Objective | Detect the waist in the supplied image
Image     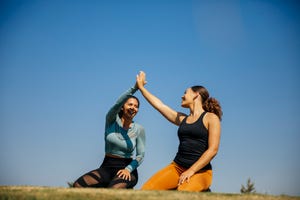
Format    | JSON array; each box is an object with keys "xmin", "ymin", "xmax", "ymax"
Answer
[
  {"xmin": 105, "ymin": 154, "xmax": 132, "ymax": 161},
  {"xmin": 103, "ymin": 154, "xmax": 133, "ymax": 164},
  {"xmin": 105, "ymin": 153, "xmax": 124, "ymax": 158},
  {"xmin": 100, "ymin": 155, "xmax": 133, "ymax": 168},
  {"xmin": 174, "ymin": 153, "xmax": 212, "ymax": 170}
]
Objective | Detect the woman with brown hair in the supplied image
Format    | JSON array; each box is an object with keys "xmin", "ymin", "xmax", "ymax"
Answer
[
  {"xmin": 73, "ymin": 84, "xmax": 145, "ymax": 189},
  {"xmin": 136, "ymin": 71, "xmax": 222, "ymax": 192}
]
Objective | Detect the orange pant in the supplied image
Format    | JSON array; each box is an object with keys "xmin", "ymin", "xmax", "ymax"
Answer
[{"xmin": 141, "ymin": 162, "xmax": 212, "ymax": 192}]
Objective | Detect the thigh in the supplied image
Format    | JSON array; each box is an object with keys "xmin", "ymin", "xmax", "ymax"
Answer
[
  {"xmin": 178, "ymin": 170, "xmax": 212, "ymax": 192},
  {"xmin": 96, "ymin": 167, "xmax": 115, "ymax": 184},
  {"xmin": 73, "ymin": 167, "xmax": 110, "ymax": 188},
  {"xmin": 141, "ymin": 163, "xmax": 180, "ymax": 190},
  {"xmin": 108, "ymin": 169, "xmax": 138, "ymax": 189}
]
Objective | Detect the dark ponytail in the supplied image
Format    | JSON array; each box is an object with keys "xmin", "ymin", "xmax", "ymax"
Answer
[{"xmin": 191, "ymin": 86, "xmax": 223, "ymax": 120}]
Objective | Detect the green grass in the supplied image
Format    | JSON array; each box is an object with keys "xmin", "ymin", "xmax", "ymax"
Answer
[{"xmin": 0, "ymin": 186, "xmax": 299, "ymax": 200}]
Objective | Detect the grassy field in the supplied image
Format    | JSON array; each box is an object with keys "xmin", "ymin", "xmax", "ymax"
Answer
[{"xmin": 0, "ymin": 186, "xmax": 299, "ymax": 200}]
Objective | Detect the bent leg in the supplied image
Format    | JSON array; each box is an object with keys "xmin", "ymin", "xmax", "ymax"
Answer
[
  {"xmin": 73, "ymin": 169, "xmax": 109, "ymax": 188},
  {"xmin": 141, "ymin": 163, "xmax": 181, "ymax": 190},
  {"xmin": 177, "ymin": 170, "xmax": 212, "ymax": 192},
  {"xmin": 108, "ymin": 170, "xmax": 138, "ymax": 189}
]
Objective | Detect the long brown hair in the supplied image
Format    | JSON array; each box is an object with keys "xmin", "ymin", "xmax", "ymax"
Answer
[{"xmin": 191, "ymin": 86, "xmax": 223, "ymax": 120}]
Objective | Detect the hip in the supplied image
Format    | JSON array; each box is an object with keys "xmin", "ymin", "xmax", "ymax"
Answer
[{"xmin": 100, "ymin": 154, "xmax": 133, "ymax": 169}]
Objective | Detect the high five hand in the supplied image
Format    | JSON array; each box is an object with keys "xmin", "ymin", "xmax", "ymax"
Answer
[{"xmin": 136, "ymin": 71, "xmax": 147, "ymax": 89}]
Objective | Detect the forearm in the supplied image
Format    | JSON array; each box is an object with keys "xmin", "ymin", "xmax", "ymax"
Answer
[
  {"xmin": 189, "ymin": 149, "xmax": 218, "ymax": 172},
  {"xmin": 190, "ymin": 114, "xmax": 221, "ymax": 172},
  {"xmin": 136, "ymin": 70, "xmax": 164, "ymax": 111},
  {"xmin": 106, "ymin": 85, "xmax": 138, "ymax": 125},
  {"xmin": 125, "ymin": 150, "xmax": 145, "ymax": 173},
  {"xmin": 136, "ymin": 71, "xmax": 181, "ymax": 124},
  {"xmin": 139, "ymin": 86, "xmax": 164, "ymax": 111},
  {"xmin": 125, "ymin": 128, "xmax": 146, "ymax": 172}
]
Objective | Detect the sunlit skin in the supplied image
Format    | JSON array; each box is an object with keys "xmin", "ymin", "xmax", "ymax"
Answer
[
  {"xmin": 181, "ymin": 88, "xmax": 199, "ymax": 108},
  {"xmin": 136, "ymin": 71, "xmax": 221, "ymax": 186}
]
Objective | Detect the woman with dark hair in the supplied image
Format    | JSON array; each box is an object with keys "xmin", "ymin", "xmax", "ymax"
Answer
[
  {"xmin": 136, "ymin": 71, "xmax": 222, "ymax": 192},
  {"xmin": 73, "ymin": 85, "xmax": 145, "ymax": 189}
]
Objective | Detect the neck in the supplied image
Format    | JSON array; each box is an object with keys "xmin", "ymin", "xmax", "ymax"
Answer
[
  {"xmin": 189, "ymin": 102, "xmax": 204, "ymax": 117},
  {"xmin": 121, "ymin": 117, "xmax": 132, "ymax": 130}
]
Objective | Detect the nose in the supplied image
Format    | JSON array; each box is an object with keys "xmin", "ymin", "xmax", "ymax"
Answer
[{"xmin": 130, "ymin": 106, "xmax": 137, "ymax": 111}]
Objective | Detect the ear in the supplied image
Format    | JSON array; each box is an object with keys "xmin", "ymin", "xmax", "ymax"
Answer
[{"xmin": 193, "ymin": 93, "xmax": 200, "ymax": 100}]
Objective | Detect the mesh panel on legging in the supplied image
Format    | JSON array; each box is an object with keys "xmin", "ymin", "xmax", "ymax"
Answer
[
  {"xmin": 73, "ymin": 170, "xmax": 104, "ymax": 188},
  {"xmin": 108, "ymin": 173, "xmax": 137, "ymax": 189}
]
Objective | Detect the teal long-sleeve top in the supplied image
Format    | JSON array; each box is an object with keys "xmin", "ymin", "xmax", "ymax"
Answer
[{"xmin": 105, "ymin": 86, "xmax": 145, "ymax": 172}]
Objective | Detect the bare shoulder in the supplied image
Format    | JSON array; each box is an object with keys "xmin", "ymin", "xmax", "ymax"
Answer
[
  {"xmin": 206, "ymin": 112, "xmax": 219, "ymax": 121},
  {"xmin": 203, "ymin": 112, "xmax": 220, "ymax": 129},
  {"xmin": 173, "ymin": 112, "xmax": 187, "ymax": 125}
]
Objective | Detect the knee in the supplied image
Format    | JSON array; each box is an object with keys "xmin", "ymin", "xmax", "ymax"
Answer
[
  {"xmin": 73, "ymin": 181, "xmax": 82, "ymax": 188},
  {"xmin": 177, "ymin": 181, "xmax": 205, "ymax": 192},
  {"xmin": 110, "ymin": 183, "xmax": 128, "ymax": 189},
  {"xmin": 141, "ymin": 181, "xmax": 157, "ymax": 190},
  {"xmin": 141, "ymin": 184, "xmax": 151, "ymax": 190},
  {"xmin": 177, "ymin": 183, "xmax": 210, "ymax": 192}
]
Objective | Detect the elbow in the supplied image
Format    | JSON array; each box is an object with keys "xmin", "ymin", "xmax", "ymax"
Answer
[{"xmin": 209, "ymin": 147, "xmax": 219, "ymax": 159}]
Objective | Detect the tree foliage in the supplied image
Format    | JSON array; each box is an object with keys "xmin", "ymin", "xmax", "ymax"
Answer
[{"xmin": 240, "ymin": 178, "xmax": 256, "ymax": 194}]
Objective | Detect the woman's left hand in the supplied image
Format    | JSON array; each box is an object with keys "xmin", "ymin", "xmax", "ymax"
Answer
[
  {"xmin": 117, "ymin": 169, "xmax": 131, "ymax": 181},
  {"xmin": 178, "ymin": 169, "xmax": 195, "ymax": 185}
]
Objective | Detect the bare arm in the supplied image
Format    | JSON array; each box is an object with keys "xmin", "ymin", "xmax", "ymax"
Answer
[
  {"xmin": 178, "ymin": 113, "xmax": 221, "ymax": 185},
  {"xmin": 136, "ymin": 71, "xmax": 186, "ymax": 126},
  {"xmin": 105, "ymin": 85, "xmax": 138, "ymax": 128},
  {"xmin": 190, "ymin": 113, "xmax": 221, "ymax": 171}
]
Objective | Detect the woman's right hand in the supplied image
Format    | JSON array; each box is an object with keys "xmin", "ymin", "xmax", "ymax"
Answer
[
  {"xmin": 136, "ymin": 71, "xmax": 147, "ymax": 89},
  {"xmin": 135, "ymin": 70, "xmax": 182, "ymax": 125}
]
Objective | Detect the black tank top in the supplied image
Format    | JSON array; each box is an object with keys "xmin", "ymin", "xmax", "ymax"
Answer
[{"xmin": 173, "ymin": 112, "xmax": 212, "ymax": 170}]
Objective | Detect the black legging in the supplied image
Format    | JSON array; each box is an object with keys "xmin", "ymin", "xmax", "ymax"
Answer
[{"xmin": 73, "ymin": 156, "xmax": 138, "ymax": 188}]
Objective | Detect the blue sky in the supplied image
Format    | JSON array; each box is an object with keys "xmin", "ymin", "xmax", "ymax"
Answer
[{"xmin": 1, "ymin": 0, "xmax": 299, "ymax": 196}]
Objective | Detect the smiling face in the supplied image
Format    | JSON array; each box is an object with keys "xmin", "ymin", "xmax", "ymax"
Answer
[
  {"xmin": 181, "ymin": 88, "xmax": 199, "ymax": 108},
  {"xmin": 121, "ymin": 97, "xmax": 139, "ymax": 120}
]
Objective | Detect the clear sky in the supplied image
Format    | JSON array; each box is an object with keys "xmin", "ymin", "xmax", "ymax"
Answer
[{"xmin": 1, "ymin": 0, "xmax": 299, "ymax": 196}]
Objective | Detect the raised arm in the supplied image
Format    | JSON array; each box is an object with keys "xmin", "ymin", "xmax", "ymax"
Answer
[
  {"xmin": 105, "ymin": 85, "xmax": 138, "ymax": 128},
  {"xmin": 136, "ymin": 71, "xmax": 185, "ymax": 126}
]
